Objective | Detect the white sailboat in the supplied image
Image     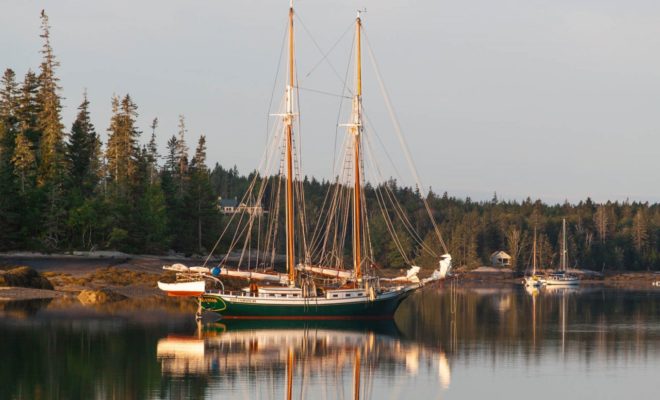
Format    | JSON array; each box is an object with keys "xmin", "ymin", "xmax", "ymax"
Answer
[
  {"xmin": 523, "ymin": 228, "xmax": 542, "ymax": 288},
  {"xmin": 541, "ymin": 218, "xmax": 579, "ymax": 286}
]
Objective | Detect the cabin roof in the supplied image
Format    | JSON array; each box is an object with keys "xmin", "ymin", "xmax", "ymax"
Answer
[{"xmin": 218, "ymin": 198, "xmax": 238, "ymax": 207}]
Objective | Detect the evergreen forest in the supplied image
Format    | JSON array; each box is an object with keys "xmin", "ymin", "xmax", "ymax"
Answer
[{"xmin": 1, "ymin": 12, "xmax": 658, "ymax": 272}]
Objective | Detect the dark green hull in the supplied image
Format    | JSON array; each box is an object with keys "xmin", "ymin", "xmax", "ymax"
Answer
[{"xmin": 201, "ymin": 289, "xmax": 415, "ymax": 319}]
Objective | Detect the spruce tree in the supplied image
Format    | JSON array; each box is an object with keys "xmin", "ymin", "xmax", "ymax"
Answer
[
  {"xmin": 17, "ymin": 70, "xmax": 41, "ymax": 147},
  {"xmin": 175, "ymin": 114, "xmax": 189, "ymax": 195},
  {"xmin": 146, "ymin": 117, "xmax": 159, "ymax": 184},
  {"xmin": 134, "ymin": 146, "xmax": 169, "ymax": 252},
  {"xmin": 11, "ymin": 132, "xmax": 35, "ymax": 193},
  {"xmin": 165, "ymin": 134, "xmax": 178, "ymax": 172},
  {"xmin": 0, "ymin": 69, "xmax": 20, "ymax": 164},
  {"xmin": 0, "ymin": 69, "xmax": 20, "ymax": 127},
  {"xmin": 1, "ymin": 69, "xmax": 40, "ymax": 248},
  {"xmin": 0, "ymin": 122, "xmax": 22, "ymax": 249},
  {"xmin": 36, "ymin": 10, "xmax": 66, "ymax": 186},
  {"xmin": 105, "ymin": 94, "xmax": 140, "ymax": 193},
  {"xmin": 67, "ymin": 92, "xmax": 100, "ymax": 196},
  {"xmin": 188, "ymin": 135, "xmax": 218, "ymax": 252}
]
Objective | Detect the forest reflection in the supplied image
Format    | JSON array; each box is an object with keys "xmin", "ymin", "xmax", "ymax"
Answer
[
  {"xmin": 158, "ymin": 285, "xmax": 660, "ymax": 399},
  {"xmin": 1, "ymin": 286, "xmax": 659, "ymax": 399}
]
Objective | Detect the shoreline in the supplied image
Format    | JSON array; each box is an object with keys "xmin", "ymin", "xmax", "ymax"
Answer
[{"xmin": 1, "ymin": 253, "xmax": 659, "ymax": 303}]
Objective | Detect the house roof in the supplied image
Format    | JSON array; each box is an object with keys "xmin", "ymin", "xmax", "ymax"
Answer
[
  {"xmin": 219, "ymin": 198, "xmax": 238, "ymax": 208},
  {"xmin": 490, "ymin": 251, "xmax": 511, "ymax": 259}
]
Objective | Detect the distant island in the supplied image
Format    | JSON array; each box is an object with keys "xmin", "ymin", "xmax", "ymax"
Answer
[{"xmin": 0, "ymin": 11, "xmax": 657, "ymax": 272}]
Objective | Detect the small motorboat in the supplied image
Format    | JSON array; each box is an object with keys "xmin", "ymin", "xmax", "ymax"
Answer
[{"xmin": 157, "ymin": 280, "xmax": 206, "ymax": 297}]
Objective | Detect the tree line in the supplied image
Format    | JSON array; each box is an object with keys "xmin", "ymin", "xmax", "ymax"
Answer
[{"xmin": 1, "ymin": 11, "xmax": 658, "ymax": 272}]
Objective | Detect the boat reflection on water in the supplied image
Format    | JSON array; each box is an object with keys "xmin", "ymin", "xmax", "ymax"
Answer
[{"xmin": 156, "ymin": 320, "xmax": 452, "ymax": 398}]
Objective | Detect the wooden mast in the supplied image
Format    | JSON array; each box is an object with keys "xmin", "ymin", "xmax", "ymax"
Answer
[
  {"xmin": 532, "ymin": 227, "xmax": 537, "ymax": 276},
  {"xmin": 286, "ymin": 347, "xmax": 294, "ymax": 400},
  {"xmin": 559, "ymin": 218, "xmax": 566, "ymax": 271},
  {"xmin": 284, "ymin": 0, "xmax": 296, "ymax": 284},
  {"xmin": 353, "ymin": 348, "xmax": 361, "ymax": 400},
  {"xmin": 352, "ymin": 12, "xmax": 364, "ymax": 282}
]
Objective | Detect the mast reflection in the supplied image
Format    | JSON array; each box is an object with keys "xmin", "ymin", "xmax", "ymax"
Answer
[{"xmin": 156, "ymin": 320, "xmax": 451, "ymax": 399}]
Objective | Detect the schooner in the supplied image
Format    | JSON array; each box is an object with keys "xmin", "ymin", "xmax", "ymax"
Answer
[{"xmin": 158, "ymin": 1, "xmax": 452, "ymax": 319}]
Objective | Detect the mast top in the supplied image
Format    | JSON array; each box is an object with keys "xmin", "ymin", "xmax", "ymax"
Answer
[{"xmin": 357, "ymin": 8, "xmax": 366, "ymax": 19}]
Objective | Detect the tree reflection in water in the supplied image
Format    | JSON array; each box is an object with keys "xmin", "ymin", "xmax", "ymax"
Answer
[{"xmin": 1, "ymin": 286, "xmax": 660, "ymax": 399}]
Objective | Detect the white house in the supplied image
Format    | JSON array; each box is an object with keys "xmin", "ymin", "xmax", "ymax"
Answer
[
  {"xmin": 218, "ymin": 197, "xmax": 239, "ymax": 214},
  {"xmin": 490, "ymin": 251, "xmax": 512, "ymax": 267},
  {"xmin": 217, "ymin": 197, "xmax": 267, "ymax": 216}
]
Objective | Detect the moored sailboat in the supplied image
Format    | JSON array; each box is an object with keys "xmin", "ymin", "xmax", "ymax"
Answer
[
  {"xmin": 541, "ymin": 218, "xmax": 579, "ymax": 286},
  {"xmin": 523, "ymin": 228, "xmax": 542, "ymax": 288},
  {"xmin": 158, "ymin": 2, "xmax": 452, "ymax": 319}
]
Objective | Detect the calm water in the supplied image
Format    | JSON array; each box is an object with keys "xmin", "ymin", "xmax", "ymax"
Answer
[{"xmin": 1, "ymin": 285, "xmax": 659, "ymax": 399}]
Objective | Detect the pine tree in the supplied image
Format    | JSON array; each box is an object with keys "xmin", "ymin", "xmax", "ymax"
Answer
[
  {"xmin": 1, "ymin": 69, "xmax": 20, "ymax": 165},
  {"xmin": 505, "ymin": 225, "xmax": 526, "ymax": 272},
  {"xmin": 632, "ymin": 209, "xmax": 648, "ymax": 266},
  {"xmin": 105, "ymin": 94, "xmax": 140, "ymax": 192},
  {"xmin": 146, "ymin": 117, "xmax": 159, "ymax": 184},
  {"xmin": 190, "ymin": 134, "xmax": 207, "ymax": 169},
  {"xmin": 67, "ymin": 92, "xmax": 101, "ymax": 195},
  {"xmin": 129, "ymin": 146, "xmax": 169, "ymax": 252},
  {"xmin": 17, "ymin": 70, "xmax": 41, "ymax": 145},
  {"xmin": 0, "ymin": 69, "xmax": 35, "ymax": 249},
  {"xmin": 36, "ymin": 10, "xmax": 66, "ymax": 186},
  {"xmin": 594, "ymin": 205, "xmax": 609, "ymax": 243},
  {"xmin": 11, "ymin": 132, "xmax": 35, "ymax": 193},
  {"xmin": 165, "ymin": 134, "xmax": 178, "ymax": 172},
  {"xmin": 188, "ymin": 135, "xmax": 218, "ymax": 252},
  {"xmin": 175, "ymin": 115, "xmax": 189, "ymax": 195},
  {"xmin": 0, "ymin": 69, "xmax": 20, "ymax": 126}
]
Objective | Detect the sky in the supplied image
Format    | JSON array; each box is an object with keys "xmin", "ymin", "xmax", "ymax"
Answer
[{"xmin": 2, "ymin": 0, "xmax": 659, "ymax": 203}]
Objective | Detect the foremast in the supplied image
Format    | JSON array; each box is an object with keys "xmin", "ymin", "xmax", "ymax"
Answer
[
  {"xmin": 284, "ymin": 1, "xmax": 296, "ymax": 285},
  {"xmin": 350, "ymin": 13, "xmax": 364, "ymax": 284}
]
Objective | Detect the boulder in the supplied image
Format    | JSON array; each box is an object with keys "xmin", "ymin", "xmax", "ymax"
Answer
[
  {"xmin": 77, "ymin": 288, "xmax": 127, "ymax": 305},
  {"xmin": 0, "ymin": 266, "xmax": 54, "ymax": 290}
]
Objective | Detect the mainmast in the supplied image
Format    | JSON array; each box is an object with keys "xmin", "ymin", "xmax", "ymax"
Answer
[
  {"xmin": 351, "ymin": 12, "xmax": 364, "ymax": 282},
  {"xmin": 561, "ymin": 218, "xmax": 567, "ymax": 271},
  {"xmin": 284, "ymin": 0, "xmax": 296, "ymax": 284},
  {"xmin": 532, "ymin": 227, "xmax": 537, "ymax": 276}
]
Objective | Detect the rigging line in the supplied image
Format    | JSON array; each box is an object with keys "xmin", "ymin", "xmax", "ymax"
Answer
[
  {"xmin": 309, "ymin": 133, "xmax": 350, "ymax": 257},
  {"xmin": 295, "ymin": 86, "xmax": 351, "ymax": 98},
  {"xmin": 373, "ymin": 183, "xmax": 411, "ymax": 265},
  {"xmin": 363, "ymin": 139, "xmax": 413, "ymax": 263},
  {"xmin": 266, "ymin": 21, "xmax": 289, "ymax": 142},
  {"xmin": 303, "ymin": 19, "xmax": 354, "ymax": 80},
  {"xmin": 363, "ymin": 30, "xmax": 448, "ymax": 254},
  {"xmin": 363, "ymin": 132, "xmax": 436, "ymax": 256},
  {"xmin": 207, "ymin": 115, "xmax": 283, "ymax": 268},
  {"xmin": 332, "ymin": 33, "xmax": 355, "ymax": 177},
  {"xmin": 295, "ymin": 13, "xmax": 355, "ymax": 92},
  {"xmin": 361, "ymin": 108, "xmax": 404, "ymax": 182},
  {"xmin": 363, "ymin": 139, "xmax": 422, "ymax": 264},
  {"xmin": 316, "ymin": 178, "xmax": 344, "ymax": 264},
  {"xmin": 203, "ymin": 168, "xmax": 258, "ymax": 268},
  {"xmin": 294, "ymin": 70, "xmax": 311, "ymax": 264},
  {"xmin": 373, "ymin": 160, "xmax": 437, "ymax": 256}
]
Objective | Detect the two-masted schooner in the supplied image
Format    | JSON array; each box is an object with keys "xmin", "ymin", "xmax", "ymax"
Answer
[{"xmin": 158, "ymin": 1, "xmax": 452, "ymax": 319}]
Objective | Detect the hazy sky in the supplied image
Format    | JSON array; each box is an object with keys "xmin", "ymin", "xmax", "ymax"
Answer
[{"xmin": 2, "ymin": 0, "xmax": 659, "ymax": 203}]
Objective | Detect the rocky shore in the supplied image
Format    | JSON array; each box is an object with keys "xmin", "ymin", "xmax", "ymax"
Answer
[{"xmin": 1, "ymin": 253, "xmax": 659, "ymax": 304}]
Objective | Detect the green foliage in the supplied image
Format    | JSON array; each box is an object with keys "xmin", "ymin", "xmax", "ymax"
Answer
[
  {"xmin": 107, "ymin": 227, "xmax": 129, "ymax": 250},
  {"xmin": 0, "ymin": 9, "xmax": 657, "ymax": 273}
]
